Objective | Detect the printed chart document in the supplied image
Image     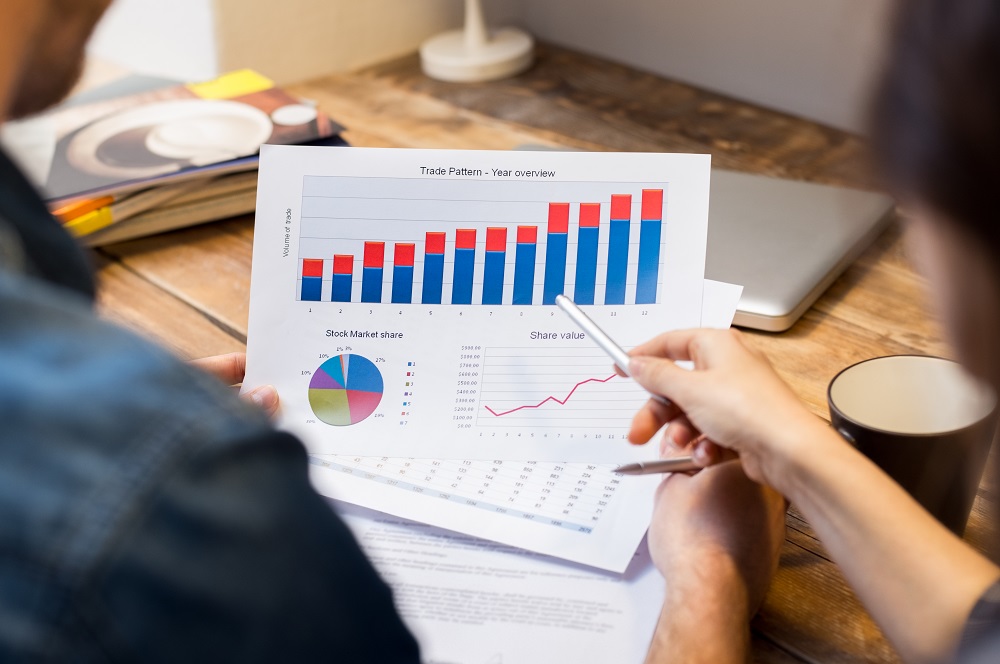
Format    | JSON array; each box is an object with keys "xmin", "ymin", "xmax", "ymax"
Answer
[
  {"xmin": 309, "ymin": 281, "xmax": 743, "ymax": 572},
  {"xmin": 244, "ymin": 146, "xmax": 712, "ymax": 461},
  {"xmin": 336, "ymin": 501, "xmax": 665, "ymax": 664}
]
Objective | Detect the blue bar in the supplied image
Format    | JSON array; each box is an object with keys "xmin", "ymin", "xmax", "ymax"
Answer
[
  {"xmin": 636, "ymin": 219, "xmax": 662, "ymax": 304},
  {"xmin": 301, "ymin": 276, "xmax": 322, "ymax": 302},
  {"xmin": 332, "ymin": 274, "xmax": 353, "ymax": 302},
  {"xmin": 361, "ymin": 267, "xmax": 383, "ymax": 303},
  {"xmin": 605, "ymin": 219, "xmax": 630, "ymax": 305},
  {"xmin": 513, "ymin": 243, "xmax": 536, "ymax": 305},
  {"xmin": 392, "ymin": 265, "xmax": 414, "ymax": 304},
  {"xmin": 543, "ymin": 234, "xmax": 568, "ymax": 305},
  {"xmin": 483, "ymin": 251, "xmax": 505, "ymax": 304},
  {"xmin": 422, "ymin": 254, "xmax": 444, "ymax": 304},
  {"xmin": 574, "ymin": 226, "xmax": 599, "ymax": 305},
  {"xmin": 452, "ymin": 248, "xmax": 476, "ymax": 304}
]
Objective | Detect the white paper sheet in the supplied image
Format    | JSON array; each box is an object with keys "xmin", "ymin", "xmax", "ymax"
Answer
[
  {"xmin": 309, "ymin": 281, "xmax": 743, "ymax": 572},
  {"xmin": 244, "ymin": 146, "xmax": 711, "ymax": 461},
  {"xmin": 336, "ymin": 501, "xmax": 666, "ymax": 664}
]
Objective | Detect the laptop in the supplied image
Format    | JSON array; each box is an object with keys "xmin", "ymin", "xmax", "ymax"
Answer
[{"xmin": 707, "ymin": 169, "xmax": 895, "ymax": 332}]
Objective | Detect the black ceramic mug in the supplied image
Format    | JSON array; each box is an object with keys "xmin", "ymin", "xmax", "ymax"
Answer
[{"xmin": 828, "ymin": 355, "xmax": 998, "ymax": 535}]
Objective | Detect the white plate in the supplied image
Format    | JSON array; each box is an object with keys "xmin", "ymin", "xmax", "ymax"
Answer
[{"xmin": 66, "ymin": 99, "xmax": 274, "ymax": 179}]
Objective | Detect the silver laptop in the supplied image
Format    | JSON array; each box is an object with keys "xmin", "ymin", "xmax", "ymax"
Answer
[{"xmin": 707, "ymin": 169, "xmax": 895, "ymax": 332}]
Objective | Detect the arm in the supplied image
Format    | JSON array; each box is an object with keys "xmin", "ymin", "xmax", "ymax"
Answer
[
  {"xmin": 646, "ymin": 555, "xmax": 754, "ymax": 664},
  {"xmin": 87, "ymin": 430, "xmax": 420, "ymax": 663},
  {"xmin": 644, "ymin": 442, "xmax": 786, "ymax": 663},
  {"xmin": 629, "ymin": 328, "xmax": 999, "ymax": 663},
  {"xmin": 784, "ymin": 425, "xmax": 999, "ymax": 663}
]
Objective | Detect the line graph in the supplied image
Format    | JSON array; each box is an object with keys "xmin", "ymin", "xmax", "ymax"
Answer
[
  {"xmin": 484, "ymin": 374, "xmax": 617, "ymax": 417},
  {"xmin": 477, "ymin": 346, "xmax": 650, "ymax": 429}
]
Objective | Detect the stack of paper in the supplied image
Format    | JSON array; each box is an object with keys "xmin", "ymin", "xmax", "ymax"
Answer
[
  {"xmin": 2, "ymin": 70, "xmax": 345, "ymax": 246},
  {"xmin": 243, "ymin": 147, "xmax": 733, "ymax": 662}
]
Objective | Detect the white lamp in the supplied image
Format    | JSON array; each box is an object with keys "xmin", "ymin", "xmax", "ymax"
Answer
[{"xmin": 420, "ymin": 0, "xmax": 534, "ymax": 82}]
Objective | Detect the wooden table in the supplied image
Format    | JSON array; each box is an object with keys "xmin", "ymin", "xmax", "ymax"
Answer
[{"xmin": 91, "ymin": 44, "xmax": 997, "ymax": 663}]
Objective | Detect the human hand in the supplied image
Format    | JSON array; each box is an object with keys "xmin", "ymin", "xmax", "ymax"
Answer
[
  {"xmin": 625, "ymin": 328, "xmax": 831, "ymax": 491},
  {"xmin": 189, "ymin": 352, "xmax": 279, "ymax": 418},
  {"xmin": 644, "ymin": 449, "xmax": 786, "ymax": 664},
  {"xmin": 649, "ymin": 457, "xmax": 787, "ymax": 613}
]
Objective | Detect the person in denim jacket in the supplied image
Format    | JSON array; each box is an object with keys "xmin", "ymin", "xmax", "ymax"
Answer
[{"xmin": 0, "ymin": 1, "xmax": 419, "ymax": 661}]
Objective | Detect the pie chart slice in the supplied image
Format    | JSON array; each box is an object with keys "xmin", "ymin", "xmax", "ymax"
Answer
[{"xmin": 308, "ymin": 354, "xmax": 384, "ymax": 426}]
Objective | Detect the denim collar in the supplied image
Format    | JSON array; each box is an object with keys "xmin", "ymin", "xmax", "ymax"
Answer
[{"xmin": 0, "ymin": 147, "xmax": 95, "ymax": 302}]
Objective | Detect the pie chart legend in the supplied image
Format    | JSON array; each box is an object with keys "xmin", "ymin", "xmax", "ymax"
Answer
[{"xmin": 308, "ymin": 354, "xmax": 384, "ymax": 426}]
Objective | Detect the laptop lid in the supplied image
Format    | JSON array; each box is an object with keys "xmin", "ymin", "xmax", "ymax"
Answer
[{"xmin": 706, "ymin": 169, "xmax": 895, "ymax": 332}]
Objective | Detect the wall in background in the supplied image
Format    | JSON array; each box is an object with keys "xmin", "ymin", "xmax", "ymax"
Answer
[
  {"xmin": 87, "ymin": 0, "xmax": 891, "ymax": 132},
  {"xmin": 87, "ymin": 0, "xmax": 219, "ymax": 81},
  {"xmin": 212, "ymin": 0, "xmax": 520, "ymax": 84},
  {"xmin": 516, "ymin": 0, "xmax": 894, "ymax": 133},
  {"xmin": 87, "ymin": 0, "xmax": 520, "ymax": 85}
]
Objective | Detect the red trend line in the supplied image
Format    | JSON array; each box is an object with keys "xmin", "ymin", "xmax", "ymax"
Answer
[{"xmin": 484, "ymin": 374, "xmax": 617, "ymax": 417}]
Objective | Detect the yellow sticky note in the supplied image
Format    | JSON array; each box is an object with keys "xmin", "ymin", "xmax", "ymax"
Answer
[
  {"xmin": 65, "ymin": 207, "xmax": 114, "ymax": 237},
  {"xmin": 186, "ymin": 70, "xmax": 274, "ymax": 100}
]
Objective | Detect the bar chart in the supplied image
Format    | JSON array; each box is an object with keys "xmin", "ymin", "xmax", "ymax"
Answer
[{"xmin": 296, "ymin": 176, "xmax": 667, "ymax": 307}]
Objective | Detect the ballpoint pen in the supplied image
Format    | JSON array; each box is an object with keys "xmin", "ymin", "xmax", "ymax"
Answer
[{"xmin": 554, "ymin": 294, "xmax": 706, "ymax": 476}]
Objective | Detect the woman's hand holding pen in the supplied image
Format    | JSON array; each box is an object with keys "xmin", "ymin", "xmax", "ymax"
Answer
[{"xmin": 622, "ymin": 328, "xmax": 834, "ymax": 494}]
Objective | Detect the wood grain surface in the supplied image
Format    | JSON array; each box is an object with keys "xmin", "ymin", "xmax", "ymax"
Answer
[{"xmin": 91, "ymin": 44, "xmax": 998, "ymax": 663}]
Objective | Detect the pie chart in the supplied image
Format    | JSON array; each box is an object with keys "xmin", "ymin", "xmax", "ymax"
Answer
[{"xmin": 308, "ymin": 354, "xmax": 384, "ymax": 426}]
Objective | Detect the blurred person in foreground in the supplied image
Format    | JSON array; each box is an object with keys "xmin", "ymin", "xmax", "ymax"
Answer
[
  {"xmin": 0, "ymin": 1, "xmax": 420, "ymax": 660},
  {"xmin": 639, "ymin": 0, "xmax": 1000, "ymax": 662}
]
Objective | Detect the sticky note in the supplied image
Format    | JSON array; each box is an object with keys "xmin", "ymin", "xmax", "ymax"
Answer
[{"xmin": 186, "ymin": 70, "xmax": 274, "ymax": 100}]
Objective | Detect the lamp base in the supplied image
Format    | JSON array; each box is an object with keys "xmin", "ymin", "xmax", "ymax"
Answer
[{"xmin": 420, "ymin": 28, "xmax": 534, "ymax": 83}]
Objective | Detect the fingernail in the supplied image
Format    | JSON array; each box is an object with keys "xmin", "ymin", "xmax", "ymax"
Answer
[
  {"xmin": 250, "ymin": 386, "xmax": 279, "ymax": 412},
  {"xmin": 629, "ymin": 358, "xmax": 645, "ymax": 377},
  {"xmin": 694, "ymin": 443, "xmax": 710, "ymax": 465}
]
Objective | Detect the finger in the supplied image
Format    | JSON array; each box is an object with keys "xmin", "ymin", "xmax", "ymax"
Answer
[
  {"xmin": 244, "ymin": 385, "xmax": 280, "ymax": 418},
  {"xmin": 628, "ymin": 396, "xmax": 682, "ymax": 445},
  {"xmin": 660, "ymin": 415, "xmax": 699, "ymax": 456},
  {"xmin": 628, "ymin": 356, "xmax": 699, "ymax": 407},
  {"xmin": 628, "ymin": 328, "xmax": 703, "ymax": 362},
  {"xmin": 190, "ymin": 352, "xmax": 247, "ymax": 386},
  {"xmin": 692, "ymin": 439, "xmax": 739, "ymax": 467}
]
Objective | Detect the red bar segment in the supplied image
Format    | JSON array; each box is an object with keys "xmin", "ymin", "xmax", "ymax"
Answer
[
  {"xmin": 611, "ymin": 194, "xmax": 632, "ymax": 220},
  {"xmin": 363, "ymin": 242, "xmax": 385, "ymax": 268},
  {"xmin": 517, "ymin": 225, "xmax": 538, "ymax": 244},
  {"xmin": 333, "ymin": 255, "xmax": 354, "ymax": 275},
  {"xmin": 579, "ymin": 203, "xmax": 601, "ymax": 228},
  {"xmin": 425, "ymin": 231, "xmax": 446, "ymax": 255},
  {"xmin": 302, "ymin": 259, "xmax": 324, "ymax": 278},
  {"xmin": 394, "ymin": 243, "xmax": 415, "ymax": 267},
  {"xmin": 548, "ymin": 203, "xmax": 570, "ymax": 234},
  {"xmin": 456, "ymin": 229, "xmax": 477, "ymax": 250},
  {"xmin": 641, "ymin": 189, "xmax": 664, "ymax": 221},
  {"xmin": 486, "ymin": 227, "xmax": 508, "ymax": 252}
]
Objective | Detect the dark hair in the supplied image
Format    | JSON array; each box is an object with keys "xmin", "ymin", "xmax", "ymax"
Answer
[{"xmin": 871, "ymin": 0, "xmax": 1000, "ymax": 248}]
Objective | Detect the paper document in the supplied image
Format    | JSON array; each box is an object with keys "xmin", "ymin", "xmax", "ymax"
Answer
[
  {"xmin": 336, "ymin": 501, "xmax": 665, "ymax": 664},
  {"xmin": 244, "ymin": 146, "xmax": 712, "ymax": 461},
  {"xmin": 309, "ymin": 280, "xmax": 743, "ymax": 572}
]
